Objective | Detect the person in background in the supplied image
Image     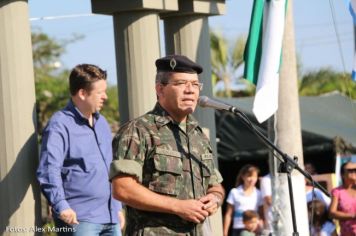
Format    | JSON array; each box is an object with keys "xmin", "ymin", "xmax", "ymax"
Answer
[
  {"xmin": 223, "ymin": 164, "xmax": 263, "ymax": 236},
  {"xmin": 110, "ymin": 55, "xmax": 225, "ymax": 235},
  {"xmin": 260, "ymin": 174, "xmax": 273, "ymax": 235},
  {"xmin": 305, "ymin": 162, "xmax": 318, "ymax": 175},
  {"xmin": 329, "ymin": 161, "xmax": 356, "ymax": 236},
  {"xmin": 305, "ymin": 179, "xmax": 331, "ymax": 208},
  {"xmin": 304, "ymin": 161, "xmax": 331, "ymax": 208},
  {"xmin": 37, "ymin": 64, "xmax": 123, "ymax": 235},
  {"xmin": 239, "ymin": 210, "xmax": 261, "ymax": 236},
  {"xmin": 308, "ymin": 200, "xmax": 337, "ymax": 236}
]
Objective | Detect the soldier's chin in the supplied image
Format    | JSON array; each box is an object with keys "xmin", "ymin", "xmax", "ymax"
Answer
[{"xmin": 183, "ymin": 107, "xmax": 195, "ymax": 114}]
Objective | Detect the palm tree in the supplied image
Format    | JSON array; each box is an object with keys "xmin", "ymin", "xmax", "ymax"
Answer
[
  {"xmin": 299, "ymin": 68, "xmax": 356, "ymax": 99},
  {"xmin": 210, "ymin": 31, "xmax": 251, "ymax": 97}
]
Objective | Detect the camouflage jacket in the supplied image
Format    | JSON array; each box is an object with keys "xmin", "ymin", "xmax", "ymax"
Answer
[{"xmin": 110, "ymin": 103, "xmax": 223, "ymax": 236}]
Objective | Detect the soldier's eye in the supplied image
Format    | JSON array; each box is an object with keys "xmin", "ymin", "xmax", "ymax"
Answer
[{"xmin": 175, "ymin": 81, "xmax": 186, "ymax": 86}]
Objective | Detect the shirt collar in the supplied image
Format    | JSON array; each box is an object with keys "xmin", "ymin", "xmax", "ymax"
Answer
[{"xmin": 66, "ymin": 99, "xmax": 100, "ymax": 123}]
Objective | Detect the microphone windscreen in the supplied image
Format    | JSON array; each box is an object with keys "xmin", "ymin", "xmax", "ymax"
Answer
[{"xmin": 198, "ymin": 96, "xmax": 209, "ymax": 107}]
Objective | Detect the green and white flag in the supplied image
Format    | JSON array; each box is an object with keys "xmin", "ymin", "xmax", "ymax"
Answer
[{"xmin": 243, "ymin": 0, "xmax": 287, "ymax": 123}]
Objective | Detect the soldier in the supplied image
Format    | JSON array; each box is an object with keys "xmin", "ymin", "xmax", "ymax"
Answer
[{"xmin": 110, "ymin": 54, "xmax": 225, "ymax": 235}]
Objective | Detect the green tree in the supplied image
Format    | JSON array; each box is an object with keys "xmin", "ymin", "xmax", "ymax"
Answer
[
  {"xmin": 210, "ymin": 31, "xmax": 254, "ymax": 97},
  {"xmin": 101, "ymin": 86, "xmax": 119, "ymax": 131},
  {"xmin": 32, "ymin": 31, "xmax": 64, "ymax": 73},
  {"xmin": 299, "ymin": 68, "xmax": 356, "ymax": 99},
  {"xmin": 32, "ymin": 30, "xmax": 70, "ymax": 133},
  {"xmin": 32, "ymin": 30, "xmax": 119, "ymax": 134},
  {"xmin": 35, "ymin": 70, "xmax": 69, "ymax": 134}
]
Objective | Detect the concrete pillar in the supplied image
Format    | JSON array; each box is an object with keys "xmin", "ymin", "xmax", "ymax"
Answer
[
  {"xmin": 91, "ymin": 0, "xmax": 178, "ymax": 123},
  {"xmin": 112, "ymin": 12, "xmax": 161, "ymax": 122},
  {"xmin": 161, "ymin": 2, "xmax": 225, "ymax": 235},
  {"xmin": 0, "ymin": 1, "xmax": 41, "ymax": 235},
  {"xmin": 162, "ymin": 0, "xmax": 225, "ymax": 155}
]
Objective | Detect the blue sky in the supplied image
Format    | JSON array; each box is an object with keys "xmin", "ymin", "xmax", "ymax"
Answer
[{"xmin": 29, "ymin": 0, "xmax": 353, "ymax": 85}]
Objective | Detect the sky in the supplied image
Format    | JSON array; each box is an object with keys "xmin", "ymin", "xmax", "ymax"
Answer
[{"xmin": 29, "ymin": 0, "xmax": 354, "ymax": 85}]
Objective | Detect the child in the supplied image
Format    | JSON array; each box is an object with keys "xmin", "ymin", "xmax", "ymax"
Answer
[
  {"xmin": 308, "ymin": 199, "xmax": 337, "ymax": 236},
  {"xmin": 223, "ymin": 164, "xmax": 263, "ymax": 236},
  {"xmin": 239, "ymin": 210, "xmax": 261, "ymax": 236}
]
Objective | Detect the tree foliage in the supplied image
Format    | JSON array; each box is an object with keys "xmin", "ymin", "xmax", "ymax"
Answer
[
  {"xmin": 35, "ymin": 71, "xmax": 69, "ymax": 133},
  {"xmin": 101, "ymin": 86, "xmax": 119, "ymax": 131},
  {"xmin": 210, "ymin": 31, "xmax": 255, "ymax": 97},
  {"xmin": 299, "ymin": 68, "xmax": 356, "ymax": 99},
  {"xmin": 209, "ymin": 30, "xmax": 355, "ymax": 100},
  {"xmin": 32, "ymin": 30, "xmax": 119, "ymax": 134},
  {"xmin": 32, "ymin": 32, "xmax": 64, "ymax": 71}
]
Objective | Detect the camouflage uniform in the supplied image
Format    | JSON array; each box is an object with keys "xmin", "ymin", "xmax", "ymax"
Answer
[{"xmin": 110, "ymin": 103, "xmax": 223, "ymax": 236}]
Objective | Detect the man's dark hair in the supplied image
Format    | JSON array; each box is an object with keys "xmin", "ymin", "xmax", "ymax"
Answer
[{"xmin": 69, "ymin": 64, "xmax": 107, "ymax": 96}]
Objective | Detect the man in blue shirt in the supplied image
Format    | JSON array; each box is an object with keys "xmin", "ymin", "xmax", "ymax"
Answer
[{"xmin": 37, "ymin": 64, "xmax": 122, "ymax": 236}]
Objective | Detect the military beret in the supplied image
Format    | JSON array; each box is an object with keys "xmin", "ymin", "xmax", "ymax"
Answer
[{"xmin": 155, "ymin": 54, "xmax": 203, "ymax": 74}]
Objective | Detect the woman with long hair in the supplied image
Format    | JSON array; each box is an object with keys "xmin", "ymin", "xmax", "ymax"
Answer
[
  {"xmin": 308, "ymin": 199, "xmax": 337, "ymax": 236},
  {"xmin": 329, "ymin": 161, "xmax": 356, "ymax": 236},
  {"xmin": 223, "ymin": 164, "xmax": 263, "ymax": 236}
]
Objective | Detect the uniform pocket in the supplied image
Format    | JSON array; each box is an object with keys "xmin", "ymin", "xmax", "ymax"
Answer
[
  {"xmin": 201, "ymin": 153, "xmax": 214, "ymax": 177},
  {"xmin": 148, "ymin": 147, "xmax": 183, "ymax": 196}
]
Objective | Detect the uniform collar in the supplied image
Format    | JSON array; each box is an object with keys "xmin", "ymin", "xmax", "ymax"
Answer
[{"xmin": 152, "ymin": 102, "xmax": 199, "ymax": 132}]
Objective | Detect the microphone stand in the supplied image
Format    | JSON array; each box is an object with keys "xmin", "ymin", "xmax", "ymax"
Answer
[{"xmin": 226, "ymin": 107, "xmax": 330, "ymax": 236}]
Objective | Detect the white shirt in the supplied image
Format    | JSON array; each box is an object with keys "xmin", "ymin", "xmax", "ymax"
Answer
[
  {"xmin": 306, "ymin": 187, "xmax": 331, "ymax": 207},
  {"xmin": 260, "ymin": 174, "xmax": 273, "ymax": 232},
  {"xmin": 226, "ymin": 185, "xmax": 263, "ymax": 229},
  {"xmin": 310, "ymin": 221, "xmax": 335, "ymax": 236},
  {"xmin": 260, "ymin": 174, "xmax": 272, "ymax": 198}
]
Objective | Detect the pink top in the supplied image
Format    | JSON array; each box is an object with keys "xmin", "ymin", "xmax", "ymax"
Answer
[{"xmin": 331, "ymin": 186, "xmax": 356, "ymax": 236}]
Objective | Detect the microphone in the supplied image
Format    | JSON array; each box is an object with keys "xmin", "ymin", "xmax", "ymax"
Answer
[{"xmin": 198, "ymin": 96, "xmax": 238, "ymax": 113}]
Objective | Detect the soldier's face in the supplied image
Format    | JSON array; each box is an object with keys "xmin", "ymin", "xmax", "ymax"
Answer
[{"xmin": 156, "ymin": 72, "xmax": 200, "ymax": 122}]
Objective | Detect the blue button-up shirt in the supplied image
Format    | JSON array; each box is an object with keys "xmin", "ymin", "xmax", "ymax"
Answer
[{"xmin": 37, "ymin": 100, "xmax": 121, "ymax": 224}]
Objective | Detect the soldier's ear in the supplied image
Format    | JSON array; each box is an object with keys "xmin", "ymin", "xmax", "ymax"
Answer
[{"xmin": 155, "ymin": 83, "xmax": 164, "ymax": 97}]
